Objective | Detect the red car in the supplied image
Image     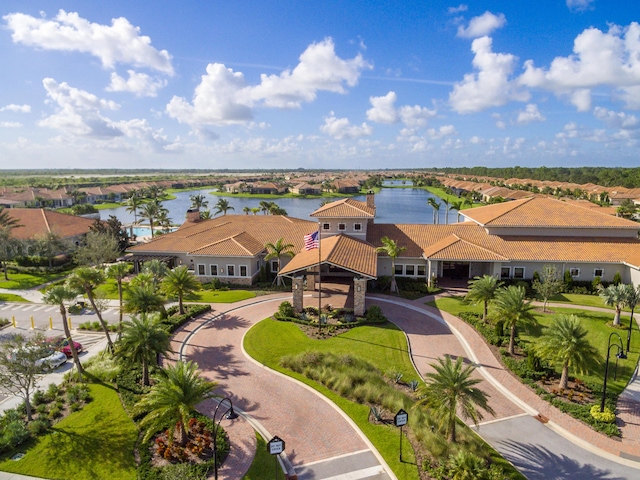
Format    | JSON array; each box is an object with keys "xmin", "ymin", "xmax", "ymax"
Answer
[{"xmin": 46, "ymin": 336, "xmax": 83, "ymax": 357}]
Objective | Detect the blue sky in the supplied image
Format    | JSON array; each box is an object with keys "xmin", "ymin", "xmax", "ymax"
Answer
[{"xmin": 1, "ymin": 1, "xmax": 640, "ymax": 170}]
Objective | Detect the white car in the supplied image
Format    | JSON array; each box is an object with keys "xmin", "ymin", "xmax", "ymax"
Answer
[{"xmin": 36, "ymin": 350, "xmax": 67, "ymax": 370}]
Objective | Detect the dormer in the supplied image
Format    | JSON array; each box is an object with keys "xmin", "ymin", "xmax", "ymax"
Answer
[{"xmin": 309, "ymin": 196, "xmax": 375, "ymax": 240}]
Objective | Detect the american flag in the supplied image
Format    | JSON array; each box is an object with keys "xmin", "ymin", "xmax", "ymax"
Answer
[{"xmin": 304, "ymin": 230, "xmax": 319, "ymax": 250}]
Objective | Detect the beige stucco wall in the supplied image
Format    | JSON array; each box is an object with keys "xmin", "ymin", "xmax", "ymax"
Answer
[{"xmin": 317, "ymin": 218, "xmax": 368, "ymax": 240}]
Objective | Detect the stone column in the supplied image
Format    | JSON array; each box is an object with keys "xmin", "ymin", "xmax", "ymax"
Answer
[
  {"xmin": 306, "ymin": 274, "xmax": 315, "ymax": 291},
  {"xmin": 353, "ymin": 277, "xmax": 367, "ymax": 317},
  {"xmin": 292, "ymin": 276, "xmax": 304, "ymax": 313}
]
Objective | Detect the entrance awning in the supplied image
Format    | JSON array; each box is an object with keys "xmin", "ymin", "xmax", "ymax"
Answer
[{"xmin": 123, "ymin": 254, "xmax": 177, "ymax": 263}]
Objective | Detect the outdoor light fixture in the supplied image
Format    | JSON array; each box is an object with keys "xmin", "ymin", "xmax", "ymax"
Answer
[
  {"xmin": 601, "ymin": 333, "xmax": 627, "ymax": 412},
  {"xmin": 213, "ymin": 397, "xmax": 238, "ymax": 480}
]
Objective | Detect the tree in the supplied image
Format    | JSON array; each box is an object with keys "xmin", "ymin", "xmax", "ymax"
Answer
[
  {"xmin": 465, "ymin": 275, "xmax": 502, "ymax": 322},
  {"xmin": 142, "ymin": 259, "xmax": 169, "ymax": 287},
  {"xmin": 139, "ymin": 199, "xmax": 163, "ymax": 235},
  {"xmin": 73, "ymin": 230, "xmax": 120, "ymax": 266},
  {"xmin": 268, "ymin": 204, "xmax": 288, "ymax": 215},
  {"xmin": 536, "ymin": 314, "xmax": 600, "ymax": 390},
  {"xmin": 428, "ymin": 198, "xmax": 441, "ymax": 224},
  {"xmin": 251, "ymin": 207, "xmax": 260, "ymax": 215},
  {"xmin": 189, "ymin": 194, "xmax": 209, "ymax": 211},
  {"xmin": 259, "ymin": 200, "xmax": 271, "ymax": 215},
  {"xmin": 0, "ymin": 207, "xmax": 21, "ymax": 229},
  {"xmin": 214, "ymin": 199, "xmax": 234, "ymax": 216},
  {"xmin": 624, "ymin": 284, "xmax": 640, "ymax": 351},
  {"xmin": 125, "ymin": 193, "xmax": 143, "ymax": 225},
  {"xmin": 416, "ymin": 356, "xmax": 494, "ymax": 443},
  {"xmin": 450, "ymin": 200, "xmax": 463, "ymax": 222},
  {"xmin": 66, "ymin": 267, "xmax": 114, "ymax": 352},
  {"xmin": 0, "ymin": 333, "xmax": 49, "ymax": 421},
  {"xmin": 492, "ymin": 285, "xmax": 536, "ymax": 355},
  {"xmin": 598, "ymin": 284, "xmax": 628, "ymax": 326},
  {"xmin": 43, "ymin": 286, "xmax": 83, "ymax": 380},
  {"xmin": 118, "ymin": 313, "xmax": 172, "ymax": 386},
  {"xmin": 242, "ymin": 206, "xmax": 251, "ymax": 215},
  {"xmin": 161, "ymin": 266, "xmax": 200, "ymax": 315},
  {"xmin": 106, "ymin": 262, "xmax": 132, "ymax": 333},
  {"xmin": 265, "ymin": 238, "xmax": 296, "ymax": 287},
  {"xmin": 124, "ymin": 283, "xmax": 166, "ymax": 315},
  {"xmin": 90, "ymin": 216, "xmax": 129, "ymax": 252},
  {"xmin": 0, "ymin": 226, "xmax": 22, "ymax": 280},
  {"xmin": 376, "ymin": 236, "xmax": 406, "ymax": 294},
  {"xmin": 532, "ymin": 264, "xmax": 563, "ymax": 312},
  {"xmin": 135, "ymin": 360, "xmax": 217, "ymax": 446}
]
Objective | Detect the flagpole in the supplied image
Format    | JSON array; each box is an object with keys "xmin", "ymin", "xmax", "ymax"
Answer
[{"xmin": 317, "ymin": 221, "xmax": 322, "ymax": 329}]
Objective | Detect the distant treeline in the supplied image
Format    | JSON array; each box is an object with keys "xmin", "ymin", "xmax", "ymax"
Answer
[{"xmin": 429, "ymin": 166, "xmax": 640, "ymax": 188}]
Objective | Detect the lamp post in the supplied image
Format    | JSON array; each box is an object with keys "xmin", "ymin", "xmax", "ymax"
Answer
[
  {"xmin": 213, "ymin": 397, "xmax": 238, "ymax": 480},
  {"xmin": 600, "ymin": 333, "xmax": 627, "ymax": 412}
]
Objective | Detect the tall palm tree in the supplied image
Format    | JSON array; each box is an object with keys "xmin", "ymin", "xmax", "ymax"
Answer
[
  {"xmin": 156, "ymin": 209, "xmax": 173, "ymax": 233},
  {"xmin": 427, "ymin": 198, "xmax": 441, "ymax": 224},
  {"xmin": 416, "ymin": 356, "xmax": 494, "ymax": 443},
  {"xmin": 442, "ymin": 198, "xmax": 450, "ymax": 225},
  {"xmin": 161, "ymin": 266, "xmax": 200, "ymax": 315},
  {"xmin": 106, "ymin": 262, "xmax": 132, "ymax": 333},
  {"xmin": 200, "ymin": 209, "xmax": 212, "ymax": 220},
  {"xmin": 259, "ymin": 200, "xmax": 272, "ymax": 215},
  {"xmin": 118, "ymin": 313, "xmax": 172, "ymax": 386},
  {"xmin": 66, "ymin": 267, "xmax": 114, "ymax": 352},
  {"xmin": 125, "ymin": 193, "xmax": 143, "ymax": 225},
  {"xmin": 465, "ymin": 275, "xmax": 503, "ymax": 322},
  {"xmin": 124, "ymin": 283, "xmax": 166, "ymax": 315},
  {"xmin": 141, "ymin": 259, "xmax": 169, "ymax": 287},
  {"xmin": 450, "ymin": 200, "xmax": 463, "ymax": 223},
  {"xmin": 189, "ymin": 194, "xmax": 209, "ymax": 211},
  {"xmin": 598, "ymin": 284, "xmax": 628, "ymax": 326},
  {"xmin": 264, "ymin": 238, "xmax": 296, "ymax": 286},
  {"xmin": 251, "ymin": 207, "xmax": 260, "ymax": 215},
  {"xmin": 135, "ymin": 360, "xmax": 217, "ymax": 446},
  {"xmin": 242, "ymin": 206, "xmax": 251, "ymax": 215},
  {"xmin": 0, "ymin": 207, "xmax": 21, "ymax": 229},
  {"xmin": 492, "ymin": 285, "xmax": 536, "ymax": 355},
  {"xmin": 0, "ymin": 226, "xmax": 21, "ymax": 281},
  {"xmin": 624, "ymin": 284, "xmax": 640, "ymax": 351},
  {"xmin": 43, "ymin": 286, "xmax": 83, "ymax": 380},
  {"xmin": 536, "ymin": 314, "xmax": 599, "ymax": 390},
  {"xmin": 214, "ymin": 199, "xmax": 234, "ymax": 216},
  {"xmin": 139, "ymin": 200, "xmax": 162, "ymax": 235},
  {"xmin": 376, "ymin": 236, "xmax": 406, "ymax": 294}
]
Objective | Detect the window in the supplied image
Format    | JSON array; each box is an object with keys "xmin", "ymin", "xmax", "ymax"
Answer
[
  {"xmin": 354, "ymin": 223, "xmax": 362, "ymax": 231},
  {"xmin": 338, "ymin": 223, "xmax": 346, "ymax": 231},
  {"xmin": 322, "ymin": 223, "xmax": 330, "ymax": 230},
  {"xmin": 417, "ymin": 265, "xmax": 426, "ymax": 276},
  {"xmin": 197, "ymin": 264, "xmax": 205, "ymax": 276},
  {"xmin": 513, "ymin": 267, "xmax": 525, "ymax": 279},
  {"xmin": 271, "ymin": 260, "xmax": 279, "ymax": 272},
  {"xmin": 209, "ymin": 264, "xmax": 218, "ymax": 276},
  {"xmin": 227, "ymin": 265, "xmax": 235, "ymax": 276},
  {"xmin": 240, "ymin": 265, "xmax": 247, "ymax": 277},
  {"xmin": 569, "ymin": 268, "xmax": 580, "ymax": 277},
  {"xmin": 500, "ymin": 267, "xmax": 511, "ymax": 279},
  {"xmin": 394, "ymin": 264, "xmax": 404, "ymax": 275},
  {"xmin": 405, "ymin": 265, "xmax": 415, "ymax": 276},
  {"xmin": 594, "ymin": 268, "xmax": 604, "ymax": 278}
]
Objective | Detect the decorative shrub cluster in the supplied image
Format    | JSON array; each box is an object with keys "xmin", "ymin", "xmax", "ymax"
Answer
[
  {"xmin": 590, "ymin": 405, "xmax": 616, "ymax": 424},
  {"xmin": 273, "ymin": 301, "xmax": 387, "ymax": 329},
  {"xmin": 162, "ymin": 304, "xmax": 211, "ymax": 333}
]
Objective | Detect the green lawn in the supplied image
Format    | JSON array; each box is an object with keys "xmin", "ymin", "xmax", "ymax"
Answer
[
  {"xmin": 0, "ymin": 293, "xmax": 28, "ymax": 302},
  {"xmin": 0, "ymin": 272, "xmax": 67, "ymax": 290},
  {"xmin": 0, "ymin": 383, "xmax": 138, "ymax": 480},
  {"xmin": 545, "ymin": 292, "xmax": 633, "ymax": 312},
  {"xmin": 242, "ymin": 432, "xmax": 272, "ymax": 480}
]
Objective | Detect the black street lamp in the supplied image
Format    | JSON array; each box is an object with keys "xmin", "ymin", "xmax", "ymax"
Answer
[
  {"xmin": 213, "ymin": 397, "xmax": 239, "ymax": 480},
  {"xmin": 600, "ymin": 333, "xmax": 627, "ymax": 412}
]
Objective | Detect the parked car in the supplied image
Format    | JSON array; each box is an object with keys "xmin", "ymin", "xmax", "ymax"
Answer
[
  {"xmin": 46, "ymin": 336, "xmax": 83, "ymax": 357},
  {"xmin": 9, "ymin": 346, "xmax": 67, "ymax": 371}
]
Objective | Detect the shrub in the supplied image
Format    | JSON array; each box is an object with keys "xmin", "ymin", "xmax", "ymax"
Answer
[
  {"xmin": 84, "ymin": 351, "xmax": 122, "ymax": 382},
  {"xmin": 27, "ymin": 418, "xmax": 50, "ymax": 436},
  {"xmin": 0, "ymin": 421, "xmax": 30, "ymax": 451},
  {"xmin": 365, "ymin": 305, "xmax": 386, "ymax": 324},
  {"xmin": 161, "ymin": 304, "xmax": 211, "ymax": 333},
  {"xmin": 590, "ymin": 405, "xmax": 616, "ymax": 423},
  {"xmin": 48, "ymin": 406, "xmax": 62, "ymax": 420},
  {"xmin": 277, "ymin": 301, "xmax": 295, "ymax": 319},
  {"xmin": 612, "ymin": 272, "xmax": 622, "ymax": 286},
  {"xmin": 45, "ymin": 383, "xmax": 60, "ymax": 402},
  {"xmin": 32, "ymin": 390, "xmax": 47, "ymax": 406}
]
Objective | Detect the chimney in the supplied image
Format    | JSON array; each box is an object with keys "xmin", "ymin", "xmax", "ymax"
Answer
[
  {"xmin": 186, "ymin": 208, "xmax": 200, "ymax": 223},
  {"xmin": 366, "ymin": 190, "xmax": 375, "ymax": 208}
]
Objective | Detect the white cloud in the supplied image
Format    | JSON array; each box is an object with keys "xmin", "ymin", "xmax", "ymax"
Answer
[
  {"xmin": 518, "ymin": 23, "xmax": 640, "ymax": 111},
  {"xmin": 0, "ymin": 122, "xmax": 22, "ymax": 128},
  {"xmin": 399, "ymin": 105, "xmax": 437, "ymax": 127},
  {"xmin": 566, "ymin": 0, "xmax": 594, "ymax": 12},
  {"xmin": 366, "ymin": 92, "xmax": 398, "ymax": 123},
  {"xmin": 4, "ymin": 10, "xmax": 173, "ymax": 74},
  {"xmin": 106, "ymin": 70, "xmax": 167, "ymax": 97},
  {"xmin": 469, "ymin": 135, "xmax": 483, "ymax": 144},
  {"xmin": 0, "ymin": 104, "xmax": 31, "ymax": 113},
  {"xmin": 516, "ymin": 104, "xmax": 545, "ymax": 124},
  {"xmin": 448, "ymin": 5, "xmax": 468, "ymax": 14},
  {"xmin": 496, "ymin": 120, "xmax": 506, "ymax": 129},
  {"xmin": 449, "ymin": 36, "xmax": 528, "ymax": 113},
  {"xmin": 167, "ymin": 38, "xmax": 370, "ymax": 132},
  {"xmin": 457, "ymin": 12, "xmax": 506, "ymax": 39},
  {"xmin": 594, "ymin": 107, "xmax": 640, "ymax": 129},
  {"xmin": 427, "ymin": 125, "xmax": 457, "ymax": 139},
  {"xmin": 320, "ymin": 112, "xmax": 372, "ymax": 139}
]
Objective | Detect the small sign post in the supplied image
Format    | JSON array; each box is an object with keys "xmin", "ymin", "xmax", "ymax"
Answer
[
  {"xmin": 267, "ymin": 436, "xmax": 285, "ymax": 479},
  {"xmin": 394, "ymin": 409, "xmax": 408, "ymax": 462}
]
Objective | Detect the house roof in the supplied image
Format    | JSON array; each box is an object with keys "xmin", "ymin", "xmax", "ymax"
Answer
[
  {"xmin": 6, "ymin": 208, "xmax": 95, "ymax": 240},
  {"xmin": 310, "ymin": 198, "xmax": 375, "ymax": 218}
]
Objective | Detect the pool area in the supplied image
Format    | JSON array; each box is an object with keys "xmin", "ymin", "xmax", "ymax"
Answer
[{"xmin": 129, "ymin": 226, "xmax": 177, "ymax": 237}]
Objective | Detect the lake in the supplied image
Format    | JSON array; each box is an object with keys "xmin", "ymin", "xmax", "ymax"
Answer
[{"xmin": 100, "ymin": 187, "xmax": 458, "ymax": 226}]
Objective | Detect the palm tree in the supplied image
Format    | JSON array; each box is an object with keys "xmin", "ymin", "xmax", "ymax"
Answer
[
  {"xmin": 442, "ymin": 198, "xmax": 450, "ymax": 224},
  {"xmin": 214, "ymin": 199, "xmax": 234, "ymax": 216},
  {"xmin": 139, "ymin": 200, "xmax": 162, "ymax": 235},
  {"xmin": 43, "ymin": 286, "xmax": 83, "ymax": 380},
  {"xmin": 141, "ymin": 259, "xmax": 169, "ymax": 287},
  {"xmin": 416, "ymin": 356, "xmax": 494, "ymax": 443},
  {"xmin": 536, "ymin": 314, "xmax": 599, "ymax": 390},
  {"xmin": 200, "ymin": 209, "xmax": 212, "ymax": 220},
  {"xmin": 118, "ymin": 313, "xmax": 172, "ymax": 386},
  {"xmin": 427, "ymin": 198, "xmax": 441, "ymax": 224},
  {"xmin": 106, "ymin": 262, "xmax": 132, "ymax": 333},
  {"xmin": 376, "ymin": 236, "xmax": 406, "ymax": 294},
  {"xmin": 66, "ymin": 267, "xmax": 114, "ymax": 351},
  {"xmin": 465, "ymin": 275, "xmax": 503, "ymax": 322},
  {"xmin": 242, "ymin": 206, "xmax": 251, "ymax": 215},
  {"xmin": 259, "ymin": 200, "xmax": 272, "ymax": 215},
  {"xmin": 161, "ymin": 266, "xmax": 200, "ymax": 315},
  {"xmin": 450, "ymin": 200, "xmax": 463, "ymax": 223},
  {"xmin": 0, "ymin": 226, "xmax": 21, "ymax": 281},
  {"xmin": 251, "ymin": 207, "xmax": 260, "ymax": 215},
  {"xmin": 189, "ymin": 194, "xmax": 209, "ymax": 211},
  {"xmin": 156, "ymin": 209, "xmax": 173, "ymax": 234},
  {"xmin": 0, "ymin": 207, "xmax": 21, "ymax": 229},
  {"xmin": 492, "ymin": 285, "xmax": 536, "ymax": 355},
  {"xmin": 598, "ymin": 284, "xmax": 628, "ymax": 326},
  {"xmin": 624, "ymin": 284, "xmax": 640, "ymax": 351},
  {"xmin": 124, "ymin": 283, "xmax": 166, "ymax": 315},
  {"xmin": 135, "ymin": 360, "xmax": 217, "ymax": 446},
  {"xmin": 264, "ymin": 238, "xmax": 296, "ymax": 287},
  {"xmin": 125, "ymin": 193, "xmax": 143, "ymax": 225}
]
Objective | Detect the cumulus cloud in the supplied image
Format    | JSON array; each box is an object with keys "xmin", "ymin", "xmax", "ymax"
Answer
[
  {"xmin": 448, "ymin": 5, "xmax": 468, "ymax": 14},
  {"xmin": 457, "ymin": 11, "xmax": 506, "ymax": 39},
  {"xmin": 167, "ymin": 38, "xmax": 370, "ymax": 132},
  {"xmin": 516, "ymin": 104, "xmax": 545, "ymax": 124},
  {"xmin": 4, "ymin": 10, "xmax": 173, "ymax": 74},
  {"xmin": 106, "ymin": 70, "xmax": 167, "ymax": 97},
  {"xmin": 449, "ymin": 36, "xmax": 528, "ymax": 113},
  {"xmin": 0, "ymin": 122, "xmax": 22, "ymax": 128},
  {"xmin": 593, "ymin": 107, "xmax": 640, "ymax": 129},
  {"xmin": 518, "ymin": 23, "xmax": 640, "ymax": 111},
  {"xmin": 320, "ymin": 112, "xmax": 372, "ymax": 139},
  {"xmin": 366, "ymin": 91, "xmax": 436, "ymax": 127},
  {"xmin": 0, "ymin": 104, "xmax": 30, "ymax": 113},
  {"xmin": 566, "ymin": 0, "xmax": 594, "ymax": 12},
  {"xmin": 427, "ymin": 125, "xmax": 457, "ymax": 139}
]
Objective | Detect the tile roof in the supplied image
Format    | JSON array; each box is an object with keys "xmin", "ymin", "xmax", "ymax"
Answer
[
  {"xmin": 310, "ymin": 198, "xmax": 375, "ymax": 218},
  {"xmin": 6, "ymin": 208, "xmax": 95, "ymax": 240}
]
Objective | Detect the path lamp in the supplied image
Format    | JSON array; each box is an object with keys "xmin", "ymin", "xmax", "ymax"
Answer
[
  {"xmin": 600, "ymin": 333, "xmax": 627, "ymax": 413},
  {"xmin": 213, "ymin": 397, "xmax": 238, "ymax": 480},
  {"xmin": 626, "ymin": 285, "xmax": 639, "ymax": 353}
]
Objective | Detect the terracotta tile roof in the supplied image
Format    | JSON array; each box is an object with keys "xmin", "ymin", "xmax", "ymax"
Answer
[
  {"xmin": 421, "ymin": 234, "xmax": 509, "ymax": 261},
  {"xmin": 6, "ymin": 208, "xmax": 95, "ymax": 240},
  {"xmin": 461, "ymin": 197, "xmax": 639, "ymax": 229},
  {"xmin": 310, "ymin": 198, "xmax": 375, "ymax": 218},
  {"xmin": 279, "ymin": 234, "xmax": 377, "ymax": 278}
]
